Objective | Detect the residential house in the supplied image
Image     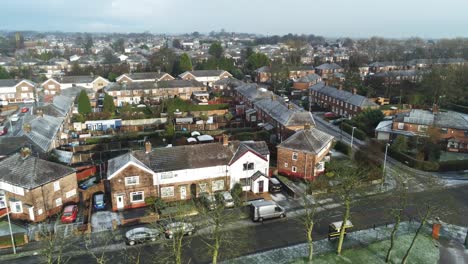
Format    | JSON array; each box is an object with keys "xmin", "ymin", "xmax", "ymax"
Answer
[
  {"xmin": 315, "ymin": 63, "xmax": 344, "ymax": 79},
  {"xmin": 0, "ymin": 149, "xmax": 78, "ymax": 222},
  {"xmin": 369, "ymin": 70, "xmax": 424, "ymax": 85},
  {"xmin": 116, "ymin": 72, "xmax": 174, "ymax": 83},
  {"xmin": 277, "ymin": 126, "xmax": 334, "ymax": 180},
  {"xmin": 376, "ymin": 108, "xmax": 468, "ymax": 152},
  {"xmin": 106, "ymin": 139, "xmax": 270, "ymax": 211},
  {"xmin": 254, "ymin": 66, "xmax": 316, "ymax": 84},
  {"xmin": 106, "ymin": 79, "xmax": 206, "ymax": 106},
  {"xmin": 293, "ymin": 73, "xmax": 322, "ymax": 90},
  {"xmin": 41, "ymin": 78, "xmax": 62, "ymax": 95},
  {"xmin": 178, "ymin": 70, "xmax": 232, "ymax": 87},
  {"xmin": 235, "ymin": 84, "xmax": 316, "ymax": 141},
  {"xmin": 212, "ymin": 77, "xmax": 244, "ymax": 96},
  {"xmin": 0, "ymin": 79, "xmax": 36, "ymax": 103},
  {"xmin": 309, "ymin": 82, "xmax": 379, "ymax": 118},
  {"xmin": 59, "ymin": 75, "xmax": 109, "ymax": 91}
]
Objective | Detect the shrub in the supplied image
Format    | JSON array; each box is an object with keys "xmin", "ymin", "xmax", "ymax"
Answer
[
  {"xmin": 333, "ymin": 140, "xmax": 351, "ymax": 156},
  {"xmin": 342, "ymin": 122, "xmax": 367, "ymax": 140},
  {"xmin": 388, "ymin": 148, "xmax": 439, "ymax": 171},
  {"xmin": 231, "ymin": 183, "xmax": 243, "ymax": 207},
  {"xmin": 438, "ymin": 160, "xmax": 468, "ymax": 172}
]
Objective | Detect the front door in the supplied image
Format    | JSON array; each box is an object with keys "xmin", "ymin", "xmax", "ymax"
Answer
[
  {"xmin": 180, "ymin": 186, "xmax": 187, "ymax": 200},
  {"xmin": 116, "ymin": 195, "xmax": 125, "ymax": 210},
  {"xmin": 258, "ymin": 181, "xmax": 264, "ymax": 193},
  {"xmin": 28, "ymin": 207, "xmax": 35, "ymax": 221}
]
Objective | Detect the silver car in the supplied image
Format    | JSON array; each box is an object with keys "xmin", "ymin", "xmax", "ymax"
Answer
[
  {"xmin": 125, "ymin": 227, "xmax": 159, "ymax": 245},
  {"xmin": 164, "ymin": 222, "xmax": 194, "ymax": 239}
]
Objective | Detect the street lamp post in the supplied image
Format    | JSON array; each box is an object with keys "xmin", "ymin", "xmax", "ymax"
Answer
[
  {"xmin": 350, "ymin": 126, "xmax": 356, "ymax": 149},
  {"xmin": 382, "ymin": 143, "xmax": 390, "ymax": 190},
  {"xmin": 6, "ymin": 204, "xmax": 16, "ymax": 254}
]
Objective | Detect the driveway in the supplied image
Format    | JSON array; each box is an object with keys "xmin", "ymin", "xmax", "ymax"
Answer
[{"xmin": 91, "ymin": 211, "xmax": 121, "ymax": 232}]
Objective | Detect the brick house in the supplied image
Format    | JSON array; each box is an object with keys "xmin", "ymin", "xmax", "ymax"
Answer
[
  {"xmin": 106, "ymin": 79, "xmax": 207, "ymax": 106},
  {"xmin": 315, "ymin": 63, "xmax": 343, "ymax": 79},
  {"xmin": 309, "ymin": 82, "xmax": 379, "ymax": 118},
  {"xmin": 106, "ymin": 138, "xmax": 270, "ymax": 211},
  {"xmin": 59, "ymin": 75, "xmax": 109, "ymax": 91},
  {"xmin": 178, "ymin": 70, "xmax": 232, "ymax": 87},
  {"xmin": 116, "ymin": 72, "xmax": 174, "ymax": 83},
  {"xmin": 293, "ymin": 73, "xmax": 322, "ymax": 90},
  {"xmin": 254, "ymin": 66, "xmax": 316, "ymax": 84},
  {"xmin": 0, "ymin": 149, "xmax": 78, "ymax": 222},
  {"xmin": 277, "ymin": 127, "xmax": 334, "ymax": 180},
  {"xmin": 376, "ymin": 108, "xmax": 468, "ymax": 152},
  {"xmin": 41, "ymin": 78, "xmax": 62, "ymax": 95},
  {"xmin": 0, "ymin": 79, "xmax": 36, "ymax": 103}
]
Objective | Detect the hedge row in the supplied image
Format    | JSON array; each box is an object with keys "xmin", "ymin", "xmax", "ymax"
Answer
[
  {"xmin": 333, "ymin": 141, "xmax": 351, "ymax": 156},
  {"xmin": 387, "ymin": 148, "xmax": 439, "ymax": 171},
  {"xmin": 341, "ymin": 122, "xmax": 367, "ymax": 140},
  {"xmin": 438, "ymin": 160, "xmax": 468, "ymax": 172}
]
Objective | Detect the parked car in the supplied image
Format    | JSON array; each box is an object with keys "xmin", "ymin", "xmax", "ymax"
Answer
[
  {"xmin": 331, "ymin": 118, "xmax": 347, "ymax": 125},
  {"xmin": 250, "ymin": 200, "xmax": 285, "ymax": 222},
  {"xmin": 217, "ymin": 191, "xmax": 235, "ymax": 208},
  {"xmin": 269, "ymin": 177, "xmax": 282, "ymax": 193},
  {"xmin": 200, "ymin": 193, "xmax": 217, "ymax": 210},
  {"xmin": 125, "ymin": 227, "xmax": 159, "ymax": 245},
  {"xmin": 10, "ymin": 114, "xmax": 19, "ymax": 122},
  {"xmin": 0, "ymin": 125, "xmax": 8, "ymax": 136},
  {"xmin": 93, "ymin": 192, "xmax": 106, "ymax": 210},
  {"xmin": 324, "ymin": 112, "xmax": 337, "ymax": 118},
  {"xmin": 61, "ymin": 204, "xmax": 78, "ymax": 223},
  {"xmin": 21, "ymin": 107, "xmax": 29, "ymax": 113},
  {"xmin": 79, "ymin": 177, "xmax": 97, "ymax": 190},
  {"xmin": 163, "ymin": 222, "xmax": 194, "ymax": 239},
  {"xmin": 328, "ymin": 220, "xmax": 353, "ymax": 240}
]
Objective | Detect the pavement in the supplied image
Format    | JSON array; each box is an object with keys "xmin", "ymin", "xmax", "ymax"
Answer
[{"xmin": 91, "ymin": 211, "xmax": 121, "ymax": 232}]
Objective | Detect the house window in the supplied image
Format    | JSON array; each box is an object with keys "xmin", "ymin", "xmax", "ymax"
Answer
[
  {"xmin": 54, "ymin": 181, "xmax": 60, "ymax": 191},
  {"xmin": 0, "ymin": 194, "xmax": 5, "ymax": 209},
  {"xmin": 397, "ymin": 123, "xmax": 404, "ymax": 130},
  {"xmin": 130, "ymin": 191, "xmax": 144, "ymax": 202},
  {"xmin": 38, "ymin": 208, "xmax": 43, "ymax": 215},
  {"xmin": 464, "ymin": 130, "xmax": 468, "ymax": 137},
  {"xmin": 284, "ymin": 163, "xmax": 288, "ymax": 168},
  {"xmin": 212, "ymin": 180, "xmax": 224, "ymax": 192},
  {"xmin": 21, "ymin": 86, "xmax": 29, "ymax": 91},
  {"xmin": 292, "ymin": 166, "xmax": 297, "ymax": 173},
  {"xmin": 240, "ymin": 178, "xmax": 251, "ymax": 187},
  {"xmin": 125, "ymin": 176, "xmax": 139, "ymax": 186},
  {"xmin": 199, "ymin": 183, "xmax": 208, "ymax": 193},
  {"xmin": 418, "ymin": 125, "xmax": 428, "ymax": 132},
  {"xmin": 66, "ymin": 189, "xmax": 77, "ymax": 198},
  {"xmin": 10, "ymin": 201, "xmax": 22, "ymax": 213},
  {"xmin": 161, "ymin": 172, "xmax": 174, "ymax": 179},
  {"xmin": 243, "ymin": 162, "xmax": 254, "ymax": 171},
  {"xmin": 292, "ymin": 152, "xmax": 298, "ymax": 161},
  {"xmin": 160, "ymin": 187, "xmax": 174, "ymax": 198},
  {"xmin": 440, "ymin": 128, "xmax": 448, "ymax": 134}
]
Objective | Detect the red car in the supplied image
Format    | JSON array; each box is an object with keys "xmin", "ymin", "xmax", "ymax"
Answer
[
  {"xmin": 0, "ymin": 126, "xmax": 8, "ymax": 136},
  {"xmin": 21, "ymin": 107, "xmax": 29, "ymax": 113},
  {"xmin": 61, "ymin": 205, "xmax": 78, "ymax": 223},
  {"xmin": 324, "ymin": 112, "xmax": 338, "ymax": 118}
]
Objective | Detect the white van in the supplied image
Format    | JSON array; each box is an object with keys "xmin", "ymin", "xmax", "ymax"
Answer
[{"xmin": 250, "ymin": 200, "xmax": 286, "ymax": 222}]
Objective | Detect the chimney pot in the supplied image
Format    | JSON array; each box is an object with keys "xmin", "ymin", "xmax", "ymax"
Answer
[
  {"xmin": 20, "ymin": 147, "xmax": 32, "ymax": 159},
  {"xmin": 432, "ymin": 104, "xmax": 439, "ymax": 113},
  {"xmin": 145, "ymin": 141, "xmax": 152, "ymax": 153},
  {"xmin": 352, "ymin": 88, "xmax": 357, "ymax": 95},
  {"xmin": 222, "ymin": 134, "xmax": 229, "ymax": 146},
  {"xmin": 304, "ymin": 123, "xmax": 311, "ymax": 130}
]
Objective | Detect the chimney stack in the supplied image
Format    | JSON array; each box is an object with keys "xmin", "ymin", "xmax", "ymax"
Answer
[
  {"xmin": 352, "ymin": 88, "xmax": 357, "ymax": 95},
  {"xmin": 222, "ymin": 134, "xmax": 229, "ymax": 146},
  {"xmin": 23, "ymin": 124, "xmax": 32, "ymax": 133},
  {"xmin": 304, "ymin": 123, "xmax": 311, "ymax": 130},
  {"xmin": 288, "ymin": 103, "xmax": 292, "ymax": 109},
  {"xmin": 432, "ymin": 104, "xmax": 439, "ymax": 114},
  {"xmin": 145, "ymin": 141, "xmax": 152, "ymax": 153},
  {"xmin": 37, "ymin": 109, "xmax": 43, "ymax": 118},
  {"xmin": 20, "ymin": 147, "xmax": 32, "ymax": 159}
]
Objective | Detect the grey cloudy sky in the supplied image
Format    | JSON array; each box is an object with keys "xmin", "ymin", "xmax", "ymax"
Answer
[{"xmin": 2, "ymin": 0, "xmax": 468, "ymax": 38}]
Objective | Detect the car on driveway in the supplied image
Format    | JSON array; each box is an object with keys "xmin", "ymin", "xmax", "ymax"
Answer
[
  {"xmin": 0, "ymin": 125, "xmax": 8, "ymax": 136},
  {"xmin": 324, "ymin": 112, "xmax": 338, "ymax": 118},
  {"xmin": 269, "ymin": 177, "xmax": 282, "ymax": 193},
  {"xmin": 10, "ymin": 114, "xmax": 19, "ymax": 122},
  {"xmin": 163, "ymin": 222, "xmax": 194, "ymax": 239},
  {"xmin": 21, "ymin": 107, "xmax": 29, "ymax": 113},
  {"xmin": 200, "ymin": 193, "xmax": 217, "ymax": 210},
  {"xmin": 217, "ymin": 191, "xmax": 235, "ymax": 208},
  {"xmin": 125, "ymin": 227, "xmax": 160, "ymax": 245},
  {"xmin": 79, "ymin": 177, "xmax": 97, "ymax": 190},
  {"xmin": 61, "ymin": 204, "xmax": 78, "ymax": 223},
  {"xmin": 93, "ymin": 192, "xmax": 106, "ymax": 210}
]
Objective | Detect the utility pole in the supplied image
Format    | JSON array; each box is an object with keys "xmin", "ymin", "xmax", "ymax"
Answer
[
  {"xmin": 6, "ymin": 205, "xmax": 16, "ymax": 254},
  {"xmin": 382, "ymin": 143, "xmax": 390, "ymax": 190},
  {"xmin": 350, "ymin": 126, "xmax": 356, "ymax": 149}
]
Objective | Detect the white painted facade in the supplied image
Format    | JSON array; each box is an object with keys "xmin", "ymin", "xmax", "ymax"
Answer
[{"xmin": 229, "ymin": 151, "xmax": 270, "ymax": 192}]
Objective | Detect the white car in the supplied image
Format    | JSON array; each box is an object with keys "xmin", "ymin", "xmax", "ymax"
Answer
[{"xmin": 10, "ymin": 114, "xmax": 19, "ymax": 122}]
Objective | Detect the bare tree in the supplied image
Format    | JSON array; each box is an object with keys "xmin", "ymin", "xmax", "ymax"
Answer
[
  {"xmin": 401, "ymin": 205, "xmax": 433, "ymax": 264},
  {"xmin": 327, "ymin": 161, "xmax": 367, "ymax": 255},
  {"xmin": 39, "ymin": 219, "xmax": 71, "ymax": 264}
]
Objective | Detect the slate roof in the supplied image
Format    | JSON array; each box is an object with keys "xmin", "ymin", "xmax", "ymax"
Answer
[
  {"xmin": 0, "ymin": 136, "xmax": 30, "ymax": 157},
  {"xmin": 106, "ymin": 79, "xmax": 204, "ymax": 91},
  {"xmin": 0, "ymin": 79, "xmax": 20, "ymax": 87},
  {"xmin": 251, "ymin": 171, "xmax": 267, "ymax": 181},
  {"xmin": 60, "ymin": 76, "xmax": 95, "ymax": 84},
  {"xmin": 0, "ymin": 153, "xmax": 75, "ymax": 189},
  {"xmin": 40, "ymin": 95, "xmax": 74, "ymax": 117},
  {"xmin": 310, "ymin": 82, "xmax": 378, "ymax": 108},
  {"xmin": 394, "ymin": 109, "xmax": 468, "ymax": 130},
  {"xmin": 180, "ymin": 70, "xmax": 230, "ymax": 78},
  {"xmin": 121, "ymin": 72, "xmax": 173, "ymax": 81},
  {"xmin": 277, "ymin": 128, "xmax": 334, "ymax": 154},
  {"xmin": 316, "ymin": 63, "xmax": 342, "ymax": 70},
  {"xmin": 296, "ymin": 73, "xmax": 321, "ymax": 83},
  {"xmin": 17, "ymin": 114, "xmax": 64, "ymax": 153},
  {"xmin": 255, "ymin": 66, "xmax": 270, "ymax": 73},
  {"xmin": 107, "ymin": 141, "xmax": 269, "ymax": 176}
]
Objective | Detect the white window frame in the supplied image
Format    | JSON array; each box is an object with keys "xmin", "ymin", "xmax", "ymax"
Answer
[
  {"xmin": 130, "ymin": 191, "xmax": 144, "ymax": 203},
  {"xmin": 160, "ymin": 187, "xmax": 174, "ymax": 198},
  {"xmin": 0, "ymin": 193, "xmax": 6, "ymax": 209},
  {"xmin": 397, "ymin": 123, "xmax": 404, "ymax": 130},
  {"xmin": 55, "ymin": 198, "xmax": 62, "ymax": 207},
  {"xmin": 10, "ymin": 201, "xmax": 23, "ymax": 213},
  {"xmin": 199, "ymin": 183, "xmax": 208, "ymax": 193},
  {"xmin": 66, "ymin": 189, "xmax": 77, "ymax": 198},
  {"xmin": 38, "ymin": 208, "xmax": 43, "ymax": 215},
  {"xmin": 292, "ymin": 152, "xmax": 298, "ymax": 161},
  {"xmin": 54, "ymin": 181, "xmax": 60, "ymax": 191},
  {"xmin": 125, "ymin": 176, "xmax": 139, "ymax": 186},
  {"xmin": 21, "ymin": 86, "xmax": 29, "ymax": 91},
  {"xmin": 284, "ymin": 162, "xmax": 288, "ymax": 168},
  {"xmin": 212, "ymin": 180, "xmax": 224, "ymax": 192},
  {"xmin": 292, "ymin": 166, "xmax": 297, "ymax": 173},
  {"xmin": 418, "ymin": 125, "xmax": 428, "ymax": 132}
]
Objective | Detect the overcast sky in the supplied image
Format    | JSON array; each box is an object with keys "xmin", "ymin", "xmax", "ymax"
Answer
[{"xmin": 2, "ymin": 0, "xmax": 468, "ymax": 38}]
